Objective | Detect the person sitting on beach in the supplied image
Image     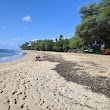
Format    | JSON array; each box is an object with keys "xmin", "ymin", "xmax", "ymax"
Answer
[{"xmin": 36, "ymin": 55, "xmax": 41, "ymax": 61}]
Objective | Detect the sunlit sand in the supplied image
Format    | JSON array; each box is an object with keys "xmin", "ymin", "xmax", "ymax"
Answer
[{"xmin": 0, "ymin": 50, "xmax": 110, "ymax": 110}]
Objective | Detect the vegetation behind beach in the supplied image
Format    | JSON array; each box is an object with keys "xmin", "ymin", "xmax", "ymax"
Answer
[{"xmin": 20, "ymin": 0, "xmax": 110, "ymax": 54}]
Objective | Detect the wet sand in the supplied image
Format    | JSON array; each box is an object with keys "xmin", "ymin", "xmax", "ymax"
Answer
[{"xmin": 0, "ymin": 50, "xmax": 110, "ymax": 110}]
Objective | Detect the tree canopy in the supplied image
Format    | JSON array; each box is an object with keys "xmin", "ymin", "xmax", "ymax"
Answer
[
  {"xmin": 20, "ymin": 35, "xmax": 70, "ymax": 52},
  {"xmin": 75, "ymin": 0, "xmax": 110, "ymax": 52},
  {"xmin": 20, "ymin": 0, "xmax": 110, "ymax": 53}
]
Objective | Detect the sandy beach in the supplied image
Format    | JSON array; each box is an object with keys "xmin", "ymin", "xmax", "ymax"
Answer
[{"xmin": 0, "ymin": 50, "xmax": 110, "ymax": 110}]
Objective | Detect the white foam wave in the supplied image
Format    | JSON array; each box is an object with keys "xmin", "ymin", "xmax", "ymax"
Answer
[{"xmin": 0, "ymin": 52, "xmax": 25, "ymax": 62}]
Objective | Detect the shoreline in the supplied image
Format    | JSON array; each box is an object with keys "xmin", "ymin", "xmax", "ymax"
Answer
[
  {"xmin": 0, "ymin": 50, "xmax": 27, "ymax": 63},
  {"xmin": 0, "ymin": 50, "xmax": 110, "ymax": 110}
]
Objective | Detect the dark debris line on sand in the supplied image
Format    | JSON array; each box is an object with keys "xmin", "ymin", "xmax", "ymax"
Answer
[{"xmin": 43, "ymin": 54, "xmax": 110, "ymax": 98}]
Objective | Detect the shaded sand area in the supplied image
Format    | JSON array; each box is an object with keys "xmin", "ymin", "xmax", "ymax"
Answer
[{"xmin": 0, "ymin": 51, "xmax": 110, "ymax": 110}]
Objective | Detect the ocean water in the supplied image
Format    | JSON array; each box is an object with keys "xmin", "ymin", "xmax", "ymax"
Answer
[{"xmin": 0, "ymin": 49, "xmax": 26, "ymax": 62}]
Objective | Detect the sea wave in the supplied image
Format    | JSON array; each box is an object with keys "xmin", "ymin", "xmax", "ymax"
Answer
[{"xmin": 0, "ymin": 51, "xmax": 26, "ymax": 62}]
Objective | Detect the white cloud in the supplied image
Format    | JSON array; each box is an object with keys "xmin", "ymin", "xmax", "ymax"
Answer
[
  {"xmin": 66, "ymin": 33, "xmax": 74, "ymax": 36},
  {"xmin": 9, "ymin": 42, "xmax": 18, "ymax": 46},
  {"xmin": 0, "ymin": 41, "xmax": 19, "ymax": 49},
  {"xmin": 0, "ymin": 42, "xmax": 8, "ymax": 45},
  {"xmin": 1, "ymin": 25, "xmax": 7, "ymax": 29},
  {"xmin": 10, "ymin": 42, "xmax": 16, "ymax": 46},
  {"xmin": 32, "ymin": 39, "xmax": 39, "ymax": 41},
  {"xmin": 24, "ymin": 26, "xmax": 28, "ymax": 30},
  {"xmin": 64, "ymin": 33, "xmax": 74, "ymax": 38},
  {"xmin": 22, "ymin": 15, "xmax": 31, "ymax": 22},
  {"xmin": 12, "ymin": 37, "xmax": 24, "ymax": 41}
]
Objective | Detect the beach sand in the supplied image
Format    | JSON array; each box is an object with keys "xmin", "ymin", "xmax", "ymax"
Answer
[{"xmin": 0, "ymin": 50, "xmax": 110, "ymax": 110}]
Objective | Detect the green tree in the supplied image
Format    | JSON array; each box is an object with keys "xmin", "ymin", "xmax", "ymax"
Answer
[
  {"xmin": 69, "ymin": 36, "xmax": 83, "ymax": 49},
  {"xmin": 44, "ymin": 40, "xmax": 54, "ymax": 51},
  {"xmin": 75, "ymin": 0, "xmax": 110, "ymax": 52},
  {"xmin": 63, "ymin": 38, "xmax": 70, "ymax": 51},
  {"xmin": 20, "ymin": 42, "xmax": 31, "ymax": 50},
  {"xmin": 98, "ymin": 0, "xmax": 110, "ymax": 49}
]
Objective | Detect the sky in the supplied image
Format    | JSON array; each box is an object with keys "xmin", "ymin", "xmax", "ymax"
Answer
[{"xmin": 0, "ymin": 0, "xmax": 99, "ymax": 49}]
